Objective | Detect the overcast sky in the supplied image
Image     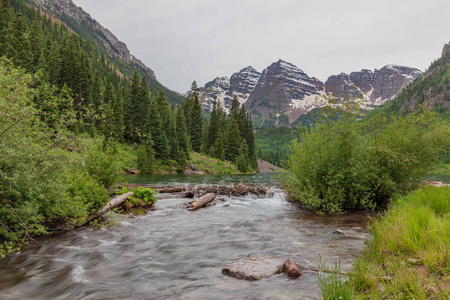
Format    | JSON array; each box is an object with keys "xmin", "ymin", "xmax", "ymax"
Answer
[{"xmin": 73, "ymin": 0, "xmax": 450, "ymax": 93}]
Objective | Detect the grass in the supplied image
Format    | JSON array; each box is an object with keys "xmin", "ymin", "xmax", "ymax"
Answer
[
  {"xmin": 320, "ymin": 186, "xmax": 450, "ymax": 299},
  {"xmin": 188, "ymin": 152, "xmax": 241, "ymax": 174}
]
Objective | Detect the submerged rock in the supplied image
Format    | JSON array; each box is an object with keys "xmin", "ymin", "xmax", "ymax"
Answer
[{"xmin": 222, "ymin": 254, "xmax": 285, "ymax": 281}]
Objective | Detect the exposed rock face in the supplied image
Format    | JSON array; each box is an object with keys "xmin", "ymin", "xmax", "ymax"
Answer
[
  {"xmin": 222, "ymin": 254, "xmax": 285, "ymax": 281},
  {"xmin": 325, "ymin": 65, "xmax": 422, "ymax": 106},
  {"xmin": 442, "ymin": 43, "xmax": 450, "ymax": 57},
  {"xmin": 246, "ymin": 60, "xmax": 324, "ymax": 126},
  {"xmin": 33, "ymin": 0, "xmax": 156, "ymax": 80},
  {"xmin": 199, "ymin": 67, "xmax": 261, "ymax": 112}
]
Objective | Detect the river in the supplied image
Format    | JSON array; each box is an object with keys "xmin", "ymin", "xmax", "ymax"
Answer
[{"xmin": 0, "ymin": 173, "xmax": 371, "ymax": 299}]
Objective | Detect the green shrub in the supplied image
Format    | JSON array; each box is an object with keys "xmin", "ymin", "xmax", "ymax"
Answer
[
  {"xmin": 84, "ymin": 140, "xmax": 123, "ymax": 189},
  {"xmin": 280, "ymin": 101, "xmax": 450, "ymax": 213},
  {"xmin": 133, "ymin": 187, "xmax": 157, "ymax": 205}
]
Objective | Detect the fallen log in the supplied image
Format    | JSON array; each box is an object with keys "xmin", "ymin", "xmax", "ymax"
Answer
[
  {"xmin": 186, "ymin": 193, "xmax": 216, "ymax": 211},
  {"xmin": 82, "ymin": 192, "xmax": 134, "ymax": 225},
  {"xmin": 156, "ymin": 187, "xmax": 184, "ymax": 193}
]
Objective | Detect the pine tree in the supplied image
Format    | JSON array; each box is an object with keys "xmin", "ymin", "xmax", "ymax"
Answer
[
  {"xmin": 46, "ymin": 41, "xmax": 60, "ymax": 86},
  {"xmin": 189, "ymin": 89, "xmax": 203, "ymax": 152},
  {"xmin": 175, "ymin": 105, "xmax": 189, "ymax": 158},
  {"xmin": 207, "ymin": 99, "xmax": 220, "ymax": 152},
  {"xmin": 0, "ymin": 0, "xmax": 11, "ymax": 56},
  {"xmin": 123, "ymin": 72, "xmax": 141, "ymax": 143},
  {"xmin": 212, "ymin": 128, "xmax": 225, "ymax": 160},
  {"xmin": 30, "ymin": 17, "xmax": 45, "ymax": 69},
  {"xmin": 230, "ymin": 95, "xmax": 240, "ymax": 119},
  {"xmin": 110, "ymin": 88, "xmax": 124, "ymax": 142},
  {"xmin": 225, "ymin": 117, "xmax": 241, "ymax": 162},
  {"xmin": 8, "ymin": 13, "xmax": 32, "ymax": 70},
  {"xmin": 146, "ymin": 98, "xmax": 168, "ymax": 160}
]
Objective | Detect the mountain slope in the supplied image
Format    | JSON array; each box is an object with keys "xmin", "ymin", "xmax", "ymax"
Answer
[
  {"xmin": 386, "ymin": 43, "xmax": 450, "ymax": 119},
  {"xmin": 26, "ymin": 0, "xmax": 183, "ymax": 104}
]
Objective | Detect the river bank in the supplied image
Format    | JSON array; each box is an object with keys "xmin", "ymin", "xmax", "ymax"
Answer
[{"xmin": 321, "ymin": 186, "xmax": 450, "ymax": 299}]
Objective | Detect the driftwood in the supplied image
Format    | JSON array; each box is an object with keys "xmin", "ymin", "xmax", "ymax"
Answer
[
  {"xmin": 156, "ymin": 187, "xmax": 184, "ymax": 193},
  {"xmin": 82, "ymin": 192, "xmax": 134, "ymax": 225},
  {"xmin": 186, "ymin": 193, "xmax": 216, "ymax": 211},
  {"xmin": 192, "ymin": 183, "xmax": 267, "ymax": 197}
]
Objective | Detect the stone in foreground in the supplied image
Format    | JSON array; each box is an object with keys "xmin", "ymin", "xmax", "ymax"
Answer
[
  {"xmin": 282, "ymin": 259, "xmax": 302, "ymax": 278},
  {"xmin": 222, "ymin": 254, "xmax": 285, "ymax": 281}
]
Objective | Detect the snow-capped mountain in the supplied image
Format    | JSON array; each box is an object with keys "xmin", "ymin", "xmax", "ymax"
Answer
[
  {"xmin": 197, "ymin": 60, "xmax": 422, "ymax": 126},
  {"xmin": 325, "ymin": 65, "xmax": 423, "ymax": 105},
  {"xmin": 245, "ymin": 60, "xmax": 324, "ymax": 126},
  {"xmin": 199, "ymin": 66, "xmax": 261, "ymax": 112}
]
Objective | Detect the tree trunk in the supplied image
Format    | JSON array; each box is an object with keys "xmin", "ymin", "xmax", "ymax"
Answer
[
  {"xmin": 83, "ymin": 192, "xmax": 134, "ymax": 225},
  {"xmin": 186, "ymin": 193, "xmax": 216, "ymax": 211},
  {"xmin": 157, "ymin": 187, "xmax": 184, "ymax": 193}
]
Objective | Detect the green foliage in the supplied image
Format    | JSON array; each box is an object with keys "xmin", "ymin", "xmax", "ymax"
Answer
[
  {"xmin": 280, "ymin": 99, "xmax": 450, "ymax": 213},
  {"xmin": 83, "ymin": 139, "xmax": 123, "ymax": 189},
  {"xmin": 255, "ymin": 127, "xmax": 293, "ymax": 166},
  {"xmin": 0, "ymin": 59, "xmax": 110, "ymax": 255},
  {"xmin": 345, "ymin": 187, "xmax": 450, "ymax": 299},
  {"xmin": 133, "ymin": 187, "xmax": 157, "ymax": 205},
  {"xmin": 318, "ymin": 258, "xmax": 354, "ymax": 300}
]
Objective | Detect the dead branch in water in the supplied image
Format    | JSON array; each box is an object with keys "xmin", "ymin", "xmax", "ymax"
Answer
[{"xmin": 186, "ymin": 193, "xmax": 216, "ymax": 211}]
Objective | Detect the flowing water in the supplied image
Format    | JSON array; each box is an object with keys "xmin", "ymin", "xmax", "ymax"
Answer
[{"xmin": 0, "ymin": 173, "xmax": 371, "ymax": 300}]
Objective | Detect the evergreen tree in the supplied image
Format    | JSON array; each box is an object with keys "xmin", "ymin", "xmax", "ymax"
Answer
[
  {"xmin": 146, "ymin": 98, "xmax": 169, "ymax": 160},
  {"xmin": 30, "ymin": 17, "xmax": 45, "ymax": 69},
  {"xmin": 189, "ymin": 88, "xmax": 203, "ymax": 152},
  {"xmin": 212, "ymin": 128, "xmax": 225, "ymax": 160},
  {"xmin": 110, "ymin": 88, "xmax": 124, "ymax": 142},
  {"xmin": 230, "ymin": 95, "xmax": 240, "ymax": 119},
  {"xmin": 0, "ymin": 0, "xmax": 10, "ymax": 56},
  {"xmin": 225, "ymin": 117, "xmax": 241, "ymax": 162},
  {"xmin": 123, "ymin": 72, "xmax": 141, "ymax": 143},
  {"xmin": 207, "ymin": 99, "xmax": 220, "ymax": 152},
  {"xmin": 46, "ymin": 41, "xmax": 60, "ymax": 86},
  {"xmin": 8, "ymin": 13, "xmax": 32, "ymax": 70},
  {"xmin": 175, "ymin": 105, "xmax": 189, "ymax": 158}
]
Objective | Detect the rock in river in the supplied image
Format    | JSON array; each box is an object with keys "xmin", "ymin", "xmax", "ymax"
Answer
[
  {"xmin": 222, "ymin": 254, "xmax": 286, "ymax": 281},
  {"xmin": 282, "ymin": 258, "xmax": 302, "ymax": 278}
]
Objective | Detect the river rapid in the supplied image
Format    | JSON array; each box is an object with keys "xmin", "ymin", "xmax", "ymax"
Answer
[{"xmin": 0, "ymin": 173, "xmax": 370, "ymax": 299}]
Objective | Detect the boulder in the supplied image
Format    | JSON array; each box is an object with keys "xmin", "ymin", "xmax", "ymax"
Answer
[
  {"xmin": 222, "ymin": 254, "xmax": 285, "ymax": 281},
  {"xmin": 282, "ymin": 259, "xmax": 302, "ymax": 278}
]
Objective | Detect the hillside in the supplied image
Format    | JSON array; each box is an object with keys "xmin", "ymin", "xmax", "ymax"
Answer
[
  {"xmin": 386, "ymin": 43, "xmax": 450, "ymax": 120},
  {"xmin": 24, "ymin": 0, "xmax": 183, "ymax": 104}
]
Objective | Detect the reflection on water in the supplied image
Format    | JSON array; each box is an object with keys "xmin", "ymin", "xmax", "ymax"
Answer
[
  {"xmin": 0, "ymin": 174, "xmax": 371, "ymax": 299},
  {"xmin": 121, "ymin": 172, "xmax": 282, "ymax": 187}
]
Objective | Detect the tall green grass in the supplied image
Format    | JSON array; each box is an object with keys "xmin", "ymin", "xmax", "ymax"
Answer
[{"xmin": 319, "ymin": 186, "xmax": 450, "ymax": 299}]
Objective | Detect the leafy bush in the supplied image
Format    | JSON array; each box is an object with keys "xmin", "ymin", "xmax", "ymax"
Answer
[
  {"xmin": 83, "ymin": 139, "xmax": 123, "ymax": 189},
  {"xmin": 133, "ymin": 187, "xmax": 157, "ymax": 205},
  {"xmin": 0, "ymin": 60, "xmax": 111, "ymax": 256},
  {"xmin": 280, "ymin": 100, "xmax": 450, "ymax": 213}
]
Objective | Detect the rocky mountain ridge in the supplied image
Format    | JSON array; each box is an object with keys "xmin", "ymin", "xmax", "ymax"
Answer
[{"xmin": 198, "ymin": 60, "xmax": 422, "ymax": 126}]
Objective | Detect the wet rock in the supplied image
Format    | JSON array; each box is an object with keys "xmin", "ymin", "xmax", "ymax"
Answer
[
  {"xmin": 222, "ymin": 254, "xmax": 285, "ymax": 281},
  {"xmin": 282, "ymin": 259, "xmax": 302, "ymax": 278}
]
